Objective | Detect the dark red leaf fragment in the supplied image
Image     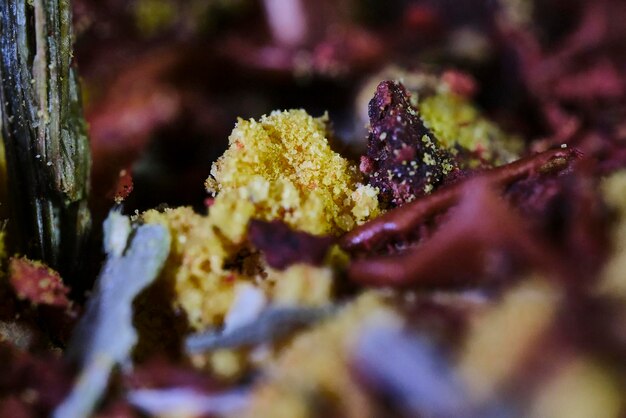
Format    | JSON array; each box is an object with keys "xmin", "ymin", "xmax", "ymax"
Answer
[
  {"xmin": 248, "ymin": 220, "xmax": 334, "ymax": 270},
  {"xmin": 347, "ymin": 180, "xmax": 566, "ymax": 287}
]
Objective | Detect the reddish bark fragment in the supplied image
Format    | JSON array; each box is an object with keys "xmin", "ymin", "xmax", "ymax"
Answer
[
  {"xmin": 248, "ymin": 220, "xmax": 334, "ymax": 270},
  {"xmin": 364, "ymin": 81, "xmax": 459, "ymax": 208},
  {"xmin": 112, "ymin": 169, "xmax": 134, "ymax": 204},
  {"xmin": 8, "ymin": 258, "xmax": 71, "ymax": 308},
  {"xmin": 342, "ymin": 147, "xmax": 580, "ymax": 252}
]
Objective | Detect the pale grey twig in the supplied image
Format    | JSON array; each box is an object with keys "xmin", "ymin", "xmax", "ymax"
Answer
[{"xmin": 53, "ymin": 212, "xmax": 170, "ymax": 418}]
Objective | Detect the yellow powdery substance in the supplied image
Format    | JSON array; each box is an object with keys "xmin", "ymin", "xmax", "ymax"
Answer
[
  {"xmin": 206, "ymin": 109, "xmax": 379, "ymax": 235},
  {"xmin": 419, "ymin": 93, "xmax": 523, "ymax": 167},
  {"xmin": 145, "ymin": 110, "xmax": 379, "ymax": 329}
]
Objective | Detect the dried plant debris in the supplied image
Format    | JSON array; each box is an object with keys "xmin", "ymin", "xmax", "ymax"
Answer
[
  {"xmin": 357, "ymin": 68, "xmax": 524, "ymax": 168},
  {"xmin": 5, "ymin": 257, "xmax": 77, "ymax": 346},
  {"xmin": 8, "ymin": 257, "xmax": 71, "ymax": 308},
  {"xmin": 343, "ymin": 147, "xmax": 579, "ymax": 253},
  {"xmin": 141, "ymin": 109, "xmax": 379, "ymax": 331},
  {"xmin": 0, "ymin": 0, "xmax": 91, "ymax": 274},
  {"xmin": 127, "ymin": 388, "xmax": 249, "ymax": 417},
  {"xmin": 347, "ymin": 179, "xmax": 564, "ymax": 287},
  {"xmin": 362, "ymin": 80, "xmax": 459, "ymax": 207},
  {"xmin": 0, "ymin": 341, "xmax": 72, "ymax": 417},
  {"xmin": 359, "ymin": 76, "xmax": 526, "ymax": 211},
  {"xmin": 248, "ymin": 220, "xmax": 334, "ymax": 270},
  {"xmin": 3, "ymin": 1, "xmax": 626, "ymax": 417},
  {"xmin": 186, "ymin": 305, "xmax": 335, "ymax": 353},
  {"xmin": 53, "ymin": 211, "xmax": 170, "ymax": 418},
  {"xmin": 112, "ymin": 169, "xmax": 135, "ymax": 204}
]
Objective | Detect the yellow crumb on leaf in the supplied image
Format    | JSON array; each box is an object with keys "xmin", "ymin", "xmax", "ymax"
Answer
[{"xmin": 143, "ymin": 110, "xmax": 380, "ymax": 330}]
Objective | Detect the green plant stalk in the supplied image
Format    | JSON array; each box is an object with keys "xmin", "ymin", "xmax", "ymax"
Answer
[{"xmin": 0, "ymin": 0, "xmax": 91, "ymax": 274}]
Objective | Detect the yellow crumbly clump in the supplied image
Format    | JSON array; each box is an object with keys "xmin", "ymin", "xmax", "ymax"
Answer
[
  {"xmin": 142, "ymin": 207, "xmax": 238, "ymax": 329},
  {"xmin": 267, "ymin": 264, "xmax": 334, "ymax": 307},
  {"xmin": 144, "ymin": 110, "xmax": 379, "ymax": 330},
  {"xmin": 206, "ymin": 109, "xmax": 379, "ymax": 235},
  {"xmin": 418, "ymin": 93, "xmax": 523, "ymax": 166}
]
